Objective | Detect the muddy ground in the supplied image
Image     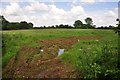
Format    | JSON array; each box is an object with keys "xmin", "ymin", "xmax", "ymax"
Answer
[{"xmin": 3, "ymin": 36, "xmax": 102, "ymax": 78}]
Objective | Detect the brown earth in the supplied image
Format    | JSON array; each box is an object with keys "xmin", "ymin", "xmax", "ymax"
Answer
[{"xmin": 3, "ymin": 36, "xmax": 102, "ymax": 78}]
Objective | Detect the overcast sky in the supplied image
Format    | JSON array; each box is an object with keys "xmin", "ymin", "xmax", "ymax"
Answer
[{"xmin": 0, "ymin": 0, "xmax": 119, "ymax": 27}]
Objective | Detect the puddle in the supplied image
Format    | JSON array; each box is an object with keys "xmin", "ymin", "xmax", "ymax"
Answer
[{"xmin": 58, "ymin": 49, "xmax": 64, "ymax": 56}]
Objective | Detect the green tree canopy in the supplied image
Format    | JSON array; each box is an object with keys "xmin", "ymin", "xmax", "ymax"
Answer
[
  {"xmin": 73, "ymin": 20, "xmax": 83, "ymax": 28},
  {"xmin": 85, "ymin": 17, "xmax": 93, "ymax": 25},
  {"xmin": 0, "ymin": 15, "xmax": 9, "ymax": 30},
  {"xmin": 1, "ymin": 16, "xmax": 33, "ymax": 30}
]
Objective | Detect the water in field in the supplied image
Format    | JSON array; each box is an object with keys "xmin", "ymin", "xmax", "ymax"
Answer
[{"xmin": 58, "ymin": 49, "xmax": 64, "ymax": 56}]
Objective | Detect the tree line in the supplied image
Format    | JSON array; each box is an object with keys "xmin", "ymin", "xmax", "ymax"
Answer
[
  {"xmin": 0, "ymin": 15, "xmax": 117, "ymax": 30},
  {"xmin": 34, "ymin": 17, "xmax": 95, "ymax": 29},
  {"xmin": 0, "ymin": 16, "xmax": 33, "ymax": 30}
]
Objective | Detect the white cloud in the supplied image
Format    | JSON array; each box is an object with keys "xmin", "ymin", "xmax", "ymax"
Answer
[
  {"xmin": 98, "ymin": 0, "xmax": 119, "ymax": 2},
  {"xmin": 0, "ymin": 0, "xmax": 37, "ymax": 2},
  {"xmin": 72, "ymin": 0, "xmax": 77, "ymax": 4},
  {"xmin": 0, "ymin": 9, "xmax": 3, "ymax": 15},
  {"xmin": 1, "ymin": 2, "xmax": 118, "ymax": 27},
  {"xmin": 3, "ymin": 3, "xmax": 22, "ymax": 15},
  {"xmin": 49, "ymin": 5, "xmax": 67, "ymax": 15},
  {"xmin": 80, "ymin": 0, "xmax": 95, "ymax": 4},
  {"xmin": 50, "ymin": 0, "xmax": 55, "ymax": 3},
  {"xmin": 1, "ymin": 0, "xmax": 20, "ymax": 2},
  {"xmin": 25, "ymin": 2, "xmax": 48, "ymax": 12},
  {"xmin": 105, "ymin": 10, "xmax": 117, "ymax": 17},
  {"xmin": 70, "ymin": 6, "xmax": 85, "ymax": 15},
  {"xmin": 98, "ymin": 0, "xmax": 105, "ymax": 2},
  {"xmin": 86, "ymin": 8, "xmax": 118, "ymax": 26},
  {"xmin": 115, "ymin": 7, "xmax": 118, "ymax": 11},
  {"xmin": 11, "ymin": 0, "xmax": 20, "ymax": 2}
]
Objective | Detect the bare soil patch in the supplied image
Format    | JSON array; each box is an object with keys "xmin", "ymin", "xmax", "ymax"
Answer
[{"xmin": 3, "ymin": 36, "xmax": 102, "ymax": 78}]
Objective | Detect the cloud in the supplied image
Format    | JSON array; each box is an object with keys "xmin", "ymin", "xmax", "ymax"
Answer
[
  {"xmin": 48, "ymin": 5, "xmax": 67, "ymax": 15},
  {"xmin": 98, "ymin": 0, "xmax": 119, "ymax": 2},
  {"xmin": 2, "ymin": 3, "xmax": 23, "ymax": 16},
  {"xmin": 105, "ymin": 7, "xmax": 118, "ymax": 18},
  {"xmin": 11, "ymin": 0, "xmax": 20, "ymax": 2},
  {"xmin": 86, "ymin": 7, "xmax": 118, "ymax": 26},
  {"xmin": 72, "ymin": 0, "xmax": 77, "ymax": 4},
  {"xmin": 0, "ymin": 0, "xmax": 37, "ymax": 2},
  {"xmin": 80, "ymin": 0, "xmax": 95, "ymax": 4},
  {"xmin": 1, "ymin": 2, "xmax": 118, "ymax": 27},
  {"xmin": 0, "ymin": 8, "xmax": 3, "ymax": 15},
  {"xmin": 50, "ymin": 0, "xmax": 55, "ymax": 3},
  {"xmin": 105, "ymin": 10, "xmax": 117, "ymax": 17},
  {"xmin": 25, "ymin": 2, "xmax": 49, "ymax": 13},
  {"xmin": 98, "ymin": 0, "xmax": 105, "ymax": 2},
  {"xmin": 70, "ymin": 5, "xmax": 85, "ymax": 15}
]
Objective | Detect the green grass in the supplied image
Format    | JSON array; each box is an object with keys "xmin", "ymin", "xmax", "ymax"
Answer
[
  {"xmin": 2, "ymin": 29, "xmax": 119, "ymax": 78},
  {"xmin": 59, "ymin": 29, "xmax": 119, "ymax": 78}
]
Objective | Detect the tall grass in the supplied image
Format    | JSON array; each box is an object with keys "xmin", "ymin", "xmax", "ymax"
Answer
[
  {"xmin": 2, "ymin": 29, "xmax": 98, "ymax": 67},
  {"xmin": 60, "ymin": 30, "xmax": 119, "ymax": 78},
  {"xmin": 2, "ymin": 29, "xmax": 119, "ymax": 78}
]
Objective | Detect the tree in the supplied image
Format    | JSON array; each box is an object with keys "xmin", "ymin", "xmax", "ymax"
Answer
[
  {"xmin": 55, "ymin": 25, "xmax": 59, "ymax": 28},
  {"xmin": 108, "ymin": 25, "xmax": 114, "ymax": 29},
  {"xmin": 1, "ymin": 16, "xmax": 34, "ymax": 30},
  {"xmin": 85, "ymin": 17, "xmax": 93, "ymax": 25},
  {"xmin": 1, "ymin": 16, "xmax": 9, "ymax": 30},
  {"xmin": 28, "ymin": 22, "xmax": 33, "ymax": 28},
  {"xmin": 51, "ymin": 25, "xmax": 54, "ymax": 28},
  {"xmin": 85, "ymin": 17, "xmax": 94, "ymax": 28},
  {"xmin": 19, "ymin": 21, "xmax": 29, "ymax": 29},
  {"xmin": 59, "ymin": 24, "xmax": 64, "ymax": 28},
  {"xmin": 19, "ymin": 21, "xmax": 33, "ymax": 29},
  {"xmin": 73, "ymin": 20, "xmax": 83, "ymax": 28},
  {"xmin": 43, "ymin": 26, "xmax": 46, "ymax": 28},
  {"xmin": 7, "ymin": 22, "xmax": 20, "ymax": 30}
]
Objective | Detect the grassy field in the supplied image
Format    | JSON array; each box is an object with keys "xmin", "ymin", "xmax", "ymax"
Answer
[{"xmin": 2, "ymin": 29, "xmax": 119, "ymax": 78}]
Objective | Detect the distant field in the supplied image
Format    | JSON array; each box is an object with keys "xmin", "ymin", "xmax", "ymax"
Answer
[{"xmin": 2, "ymin": 29, "xmax": 119, "ymax": 78}]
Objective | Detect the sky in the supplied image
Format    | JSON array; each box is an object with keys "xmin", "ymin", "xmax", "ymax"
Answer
[{"xmin": 0, "ymin": 0, "xmax": 119, "ymax": 27}]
